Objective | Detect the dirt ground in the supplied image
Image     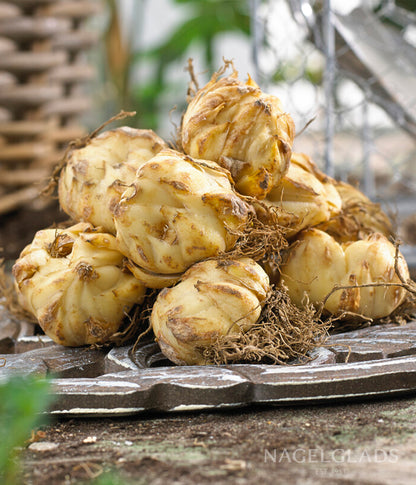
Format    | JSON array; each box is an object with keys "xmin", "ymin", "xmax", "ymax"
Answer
[
  {"xmin": 0, "ymin": 203, "xmax": 67, "ymax": 262},
  {"xmin": 20, "ymin": 395, "xmax": 416, "ymax": 485}
]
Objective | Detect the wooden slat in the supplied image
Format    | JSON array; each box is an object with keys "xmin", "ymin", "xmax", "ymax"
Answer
[
  {"xmin": 0, "ymin": 71, "xmax": 16, "ymax": 87},
  {"xmin": 46, "ymin": 125, "xmax": 86, "ymax": 143},
  {"xmin": 0, "ymin": 141, "xmax": 53, "ymax": 162},
  {"xmin": 0, "ymin": 17, "xmax": 70, "ymax": 40},
  {"xmin": 0, "ymin": 51, "xmax": 67, "ymax": 73},
  {"xmin": 0, "ymin": 120, "xmax": 53, "ymax": 137},
  {"xmin": 42, "ymin": 96, "xmax": 91, "ymax": 117},
  {"xmin": 12, "ymin": 0, "xmax": 54, "ymax": 7},
  {"xmin": 0, "ymin": 83, "xmax": 63, "ymax": 107},
  {"xmin": 0, "ymin": 185, "xmax": 39, "ymax": 214},
  {"xmin": 48, "ymin": 63, "xmax": 95, "ymax": 83},
  {"xmin": 30, "ymin": 147, "xmax": 65, "ymax": 167},
  {"xmin": 0, "ymin": 3, "xmax": 21, "ymax": 20},
  {"xmin": 0, "ymin": 37, "xmax": 16, "ymax": 54},
  {"xmin": 52, "ymin": 30, "xmax": 99, "ymax": 51},
  {"xmin": 0, "ymin": 107, "xmax": 11, "ymax": 122},
  {"xmin": 0, "ymin": 168, "xmax": 50, "ymax": 186},
  {"xmin": 43, "ymin": 0, "xmax": 102, "ymax": 19}
]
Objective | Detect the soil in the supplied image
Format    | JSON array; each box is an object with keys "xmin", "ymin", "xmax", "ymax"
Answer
[
  {"xmin": 0, "ymin": 202, "xmax": 67, "ymax": 262},
  {"xmin": 20, "ymin": 395, "xmax": 416, "ymax": 485}
]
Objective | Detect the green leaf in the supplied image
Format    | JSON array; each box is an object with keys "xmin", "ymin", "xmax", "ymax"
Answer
[{"xmin": 0, "ymin": 376, "xmax": 54, "ymax": 484}]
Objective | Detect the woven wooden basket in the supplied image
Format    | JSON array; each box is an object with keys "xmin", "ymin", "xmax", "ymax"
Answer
[{"xmin": 0, "ymin": 0, "xmax": 101, "ymax": 215}]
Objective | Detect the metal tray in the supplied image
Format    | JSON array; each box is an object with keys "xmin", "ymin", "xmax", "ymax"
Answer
[{"xmin": 2, "ymin": 306, "xmax": 416, "ymax": 416}]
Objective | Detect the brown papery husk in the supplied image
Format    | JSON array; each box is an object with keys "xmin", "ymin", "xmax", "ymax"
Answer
[
  {"xmin": 318, "ymin": 199, "xmax": 394, "ymax": 242},
  {"xmin": 202, "ymin": 285, "xmax": 331, "ymax": 365}
]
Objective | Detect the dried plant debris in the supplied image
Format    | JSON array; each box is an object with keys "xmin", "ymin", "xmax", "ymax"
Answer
[
  {"xmin": 225, "ymin": 199, "xmax": 289, "ymax": 265},
  {"xmin": 317, "ymin": 180, "xmax": 394, "ymax": 243},
  {"xmin": 202, "ymin": 285, "xmax": 330, "ymax": 365},
  {"xmin": 105, "ymin": 289, "xmax": 158, "ymax": 349}
]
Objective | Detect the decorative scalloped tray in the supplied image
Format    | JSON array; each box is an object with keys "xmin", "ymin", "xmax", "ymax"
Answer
[{"xmin": 2, "ymin": 306, "xmax": 416, "ymax": 416}]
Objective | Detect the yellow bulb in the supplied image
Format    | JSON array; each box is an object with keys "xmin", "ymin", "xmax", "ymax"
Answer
[
  {"xmin": 59, "ymin": 127, "xmax": 168, "ymax": 234},
  {"xmin": 281, "ymin": 228, "xmax": 409, "ymax": 319},
  {"xmin": 13, "ymin": 222, "xmax": 146, "ymax": 346},
  {"xmin": 151, "ymin": 258, "xmax": 270, "ymax": 365},
  {"xmin": 181, "ymin": 70, "xmax": 295, "ymax": 198}
]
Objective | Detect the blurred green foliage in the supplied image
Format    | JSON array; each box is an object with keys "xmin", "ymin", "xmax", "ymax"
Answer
[
  {"xmin": 87, "ymin": 471, "xmax": 137, "ymax": 485},
  {"xmin": 103, "ymin": 0, "xmax": 250, "ymax": 131},
  {"xmin": 0, "ymin": 376, "xmax": 54, "ymax": 485}
]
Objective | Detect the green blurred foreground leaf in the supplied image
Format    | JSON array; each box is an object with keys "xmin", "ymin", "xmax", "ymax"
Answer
[
  {"xmin": 88, "ymin": 472, "xmax": 136, "ymax": 485},
  {"xmin": 0, "ymin": 376, "xmax": 54, "ymax": 485}
]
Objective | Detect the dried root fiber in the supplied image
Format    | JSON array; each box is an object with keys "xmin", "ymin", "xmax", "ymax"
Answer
[{"xmin": 201, "ymin": 285, "xmax": 330, "ymax": 365}]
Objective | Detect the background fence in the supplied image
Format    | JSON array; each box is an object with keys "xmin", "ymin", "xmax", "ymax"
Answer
[{"xmin": 250, "ymin": 0, "xmax": 416, "ymax": 251}]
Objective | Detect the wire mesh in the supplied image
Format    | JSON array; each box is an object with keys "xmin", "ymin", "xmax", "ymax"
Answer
[{"xmin": 250, "ymin": 0, "xmax": 416, "ymax": 244}]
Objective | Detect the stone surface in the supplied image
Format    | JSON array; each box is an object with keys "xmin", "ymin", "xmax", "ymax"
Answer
[
  {"xmin": 2, "ymin": 309, "xmax": 416, "ymax": 415},
  {"xmin": 19, "ymin": 395, "xmax": 416, "ymax": 485},
  {"xmin": 28, "ymin": 442, "xmax": 59, "ymax": 452}
]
